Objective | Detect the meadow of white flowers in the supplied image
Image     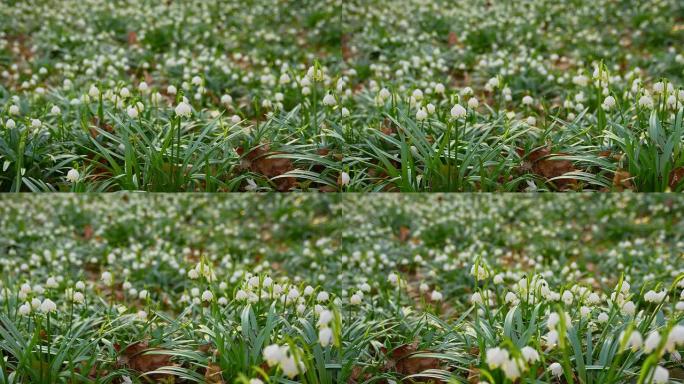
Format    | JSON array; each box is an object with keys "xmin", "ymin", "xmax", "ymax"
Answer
[
  {"xmin": 0, "ymin": 0, "xmax": 683, "ymax": 191},
  {"xmin": 0, "ymin": 194, "xmax": 683, "ymax": 383}
]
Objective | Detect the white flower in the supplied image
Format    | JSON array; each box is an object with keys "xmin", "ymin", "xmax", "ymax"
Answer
[
  {"xmin": 101, "ymin": 271, "xmax": 113, "ymax": 285},
  {"xmin": 340, "ymin": 172, "xmax": 350, "ymax": 186},
  {"xmin": 40, "ymin": 299, "xmax": 57, "ymax": 313},
  {"xmin": 638, "ymin": 95, "xmax": 654, "ymax": 109},
  {"xmin": 202, "ymin": 290, "xmax": 214, "ymax": 302},
  {"xmin": 263, "ymin": 344, "xmax": 285, "ymax": 366},
  {"xmin": 9, "ymin": 105, "xmax": 20, "ymax": 115},
  {"xmin": 280, "ymin": 355, "xmax": 304, "ymax": 378},
  {"xmin": 319, "ymin": 327, "xmax": 333, "ymax": 347},
  {"xmin": 318, "ymin": 310, "xmax": 333, "ymax": 327},
  {"xmin": 175, "ymin": 102, "xmax": 192, "ymax": 117},
  {"xmin": 231, "ymin": 115, "xmax": 241, "ymax": 124},
  {"xmin": 138, "ymin": 82, "xmax": 148, "ymax": 92},
  {"xmin": 46, "ymin": 277, "xmax": 58, "ymax": 289},
  {"xmin": 19, "ymin": 302, "xmax": 31, "ymax": 316},
  {"xmin": 450, "ymin": 104, "xmax": 466, "ymax": 118},
  {"xmin": 88, "ymin": 86, "xmax": 100, "ymax": 98},
  {"xmin": 379, "ymin": 88, "xmax": 391, "ymax": 100},
  {"xmin": 562, "ymin": 291, "xmax": 573, "ymax": 306},
  {"xmin": 31, "ymin": 119, "xmax": 42, "ymax": 129},
  {"xmin": 621, "ymin": 301, "xmax": 636, "ymax": 315},
  {"xmin": 50, "ymin": 105, "xmax": 61, "ymax": 115},
  {"xmin": 666, "ymin": 325, "xmax": 684, "ymax": 352},
  {"xmin": 249, "ymin": 379, "xmax": 264, "ymax": 384},
  {"xmin": 66, "ymin": 168, "xmax": 80, "ymax": 183},
  {"xmin": 623, "ymin": 330, "xmax": 643, "ymax": 351},
  {"xmin": 431, "ymin": 290, "xmax": 443, "ymax": 302},
  {"xmin": 415, "ymin": 108, "xmax": 427, "ymax": 121},
  {"xmin": 73, "ymin": 292, "xmax": 85, "ymax": 303},
  {"xmin": 350, "ymin": 293, "xmax": 362, "ymax": 305},
  {"xmin": 546, "ymin": 330, "xmax": 559, "ymax": 346},
  {"xmin": 547, "ymin": 312, "xmax": 560, "ymax": 329},
  {"xmin": 602, "ymin": 96, "xmax": 616, "ymax": 110},
  {"xmin": 644, "ymin": 331, "xmax": 661, "ymax": 353},
  {"xmin": 317, "ymin": 291, "xmax": 329, "ymax": 302},
  {"xmin": 120, "ymin": 88, "xmax": 130, "ymax": 98},
  {"xmin": 468, "ymin": 97, "xmax": 479, "ymax": 109},
  {"xmin": 426, "ymin": 103, "xmax": 435, "ymax": 114},
  {"xmin": 652, "ymin": 365, "xmax": 669, "ymax": 384},
  {"xmin": 5, "ymin": 118, "xmax": 16, "ymax": 129},
  {"xmin": 522, "ymin": 96, "xmax": 534, "ymax": 105},
  {"xmin": 502, "ymin": 358, "xmax": 522, "ymax": 380},
  {"xmin": 434, "ymin": 83, "xmax": 445, "ymax": 94},
  {"xmin": 388, "ymin": 273, "xmax": 399, "ymax": 285},
  {"xmin": 137, "ymin": 310, "xmax": 147, "ymax": 320},
  {"xmin": 323, "ymin": 94, "xmax": 336, "ymax": 106},
  {"xmin": 549, "ymin": 362, "xmax": 563, "ymax": 377},
  {"xmin": 127, "ymin": 106, "xmax": 138, "ymax": 118},
  {"xmin": 341, "ymin": 107, "xmax": 350, "ymax": 117},
  {"xmin": 485, "ymin": 347, "xmax": 509, "ymax": 369},
  {"xmin": 521, "ymin": 346, "xmax": 540, "ymax": 363},
  {"xmin": 167, "ymin": 85, "xmax": 177, "ymax": 95}
]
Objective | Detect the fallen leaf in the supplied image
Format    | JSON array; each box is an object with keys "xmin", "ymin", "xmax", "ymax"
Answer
[
  {"xmin": 518, "ymin": 146, "xmax": 577, "ymax": 189},
  {"xmin": 237, "ymin": 144, "xmax": 296, "ymax": 191},
  {"xmin": 382, "ymin": 341, "xmax": 444, "ymax": 379},
  {"xmin": 669, "ymin": 167, "xmax": 684, "ymax": 190},
  {"xmin": 204, "ymin": 363, "xmax": 225, "ymax": 384},
  {"xmin": 118, "ymin": 341, "xmax": 174, "ymax": 380},
  {"xmin": 612, "ymin": 169, "xmax": 634, "ymax": 191}
]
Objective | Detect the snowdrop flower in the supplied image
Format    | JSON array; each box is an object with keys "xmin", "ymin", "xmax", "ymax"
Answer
[
  {"xmin": 644, "ymin": 331, "xmax": 661, "ymax": 353},
  {"xmin": 378, "ymin": 88, "xmax": 391, "ymax": 100},
  {"xmin": 317, "ymin": 291, "xmax": 329, "ymax": 302},
  {"xmin": 666, "ymin": 325, "xmax": 684, "ymax": 352},
  {"xmin": 101, "ymin": 271, "xmax": 113, "ymax": 285},
  {"xmin": 415, "ymin": 108, "xmax": 427, "ymax": 121},
  {"xmin": 546, "ymin": 330, "xmax": 559, "ymax": 346},
  {"xmin": 119, "ymin": 88, "xmax": 130, "ymax": 98},
  {"xmin": 350, "ymin": 293, "xmax": 362, "ymax": 305},
  {"xmin": 522, "ymin": 96, "xmax": 534, "ymax": 105},
  {"xmin": 602, "ymin": 96, "xmax": 616, "ymax": 110},
  {"xmin": 73, "ymin": 292, "xmax": 85, "ymax": 304},
  {"xmin": 562, "ymin": 291, "xmax": 573, "ymax": 305},
  {"xmin": 526, "ymin": 116, "xmax": 536, "ymax": 126},
  {"xmin": 652, "ymin": 366, "xmax": 669, "ymax": 383},
  {"xmin": 467, "ymin": 97, "xmax": 479, "ymax": 109},
  {"xmin": 318, "ymin": 310, "xmax": 333, "ymax": 327},
  {"xmin": 434, "ymin": 83, "xmax": 445, "ymax": 94},
  {"xmin": 323, "ymin": 93, "xmax": 336, "ymax": 106},
  {"xmin": 88, "ymin": 85, "xmax": 100, "ymax": 98},
  {"xmin": 50, "ymin": 105, "xmax": 61, "ymax": 115},
  {"xmin": 263, "ymin": 344, "xmax": 286, "ymax": 366},
  {"xmin": 431, "ymin": 290, "xmax": 443, "ymax": 302},
  {"xmin": 621, "ymin": 301, "xmax": 636, "ymax": 315},
  {"xmin": 66, "ymin": 168, "xmax": 80, "ymax": 183},
  {"xmin": 249, "ymin": 379, "xmax": 264, "ymax": 384},
  {"xmin": 521, "ymin": 346, "xmax": 540, "ymax": 363},
  {"xmin": 450, "ymin": 104, "xmax": 466, "ymax": 118},
  {"xmin": 231, "ymin": 115, "xmax": 241, "ymax": 124},
  {"xmin": 5, "ymin": 118, "xmax": 15, "ymax": 129},
  {"xmin": 127, "ymin": 106, "xmax": 138, "ymax": 118},
  {"xmin": 9, "ymin": 105, "xmax": 20, "ymax": 115},
  {"xmin": 319, "ymin": 327, "xmax": 333, "ymax": 347},
  {"xmin": 623, "ymin": 330, "xmax": 643, "ymax": 351},
  {"xmin": 471, "ymin": 292, "xmax": 483, "ymax": 304},
  {"xmin": 175, "ymin": 101, "xmax": 192, "ymax": 117},
  {"xmin": 167, "ymin": 85, "xmax": 177, "ymax": 95},
  {"xmin": 280, "ymin": 355, "xmax": 305, "ymax": 378},
  {"xmin": 31, "ymin": 119, "xmax": 42, "ymax": 129},
  {"xmin": 40, "ymin": 299, "xmax": 57, "ymax": 313},
  {"xmin": 549, "ymin": 362, "xmax": 563, "ymax": 377},
  {"xmin": 340, "ymin": 172, "xmax": 350, "ymax": 186},
  {"xmin": 638, "ymin": 95, "xmax": 654, "ymax": 109},
  {"xmin": 201, "ymin": 290, "xmax": 214, "ymax": 302},
  {"xmin": 18, "ymin": 302, "xmax": 31, "ymax": 316},
  {"xmin": 388, "ymin": 273, "xmax": 399, "ymax": 285},
  {"xmin": 485, "ymin": 347, "xmax": 509, "ymax": 369},
  {"xmin": 46, "ymin": 277, "xmax": 58, "ymax": 289},
  {"xmin": 341, "ymin": 107, "xmax": 350, "ymax": 117}
]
